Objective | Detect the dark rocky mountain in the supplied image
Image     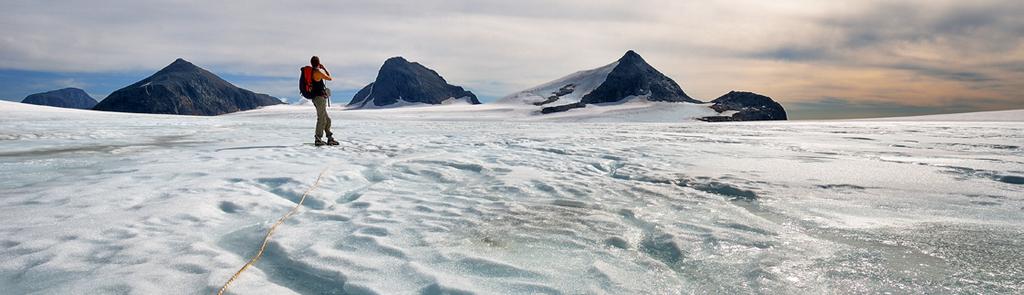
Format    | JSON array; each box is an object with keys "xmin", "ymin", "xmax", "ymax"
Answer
[
  {"xmin": 582, "ymin": 50, "xmax": 698, "ymax": 104},
  {"xmin": 698, "ymin": 91, "xmax": 788, "ymax": 122},
  {"xmin": 93, "ymin": 58, "xmax": 282, "ymax": 115},
  {"xmin": 21, "ymin": 88, "xmax": 97, "ymax": 109},
  {"xmin": 541, "ymin": 50, "xmax": 699, "ymax": 114},
  {"xmin": 348, "ymin": 57, "xmax": 479, "ymax": 108}
]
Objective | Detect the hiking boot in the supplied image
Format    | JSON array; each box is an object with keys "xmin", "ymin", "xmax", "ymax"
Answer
[
  {"xmin": 314, "ymin": 138, "xmax": 327, "ymax": 147},
  {"xmin": 326, "ymin": 137, "xmax": 340, "ymax": 146}
]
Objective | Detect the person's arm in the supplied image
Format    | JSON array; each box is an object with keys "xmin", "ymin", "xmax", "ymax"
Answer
[{"xmin": 315, "ymin": 66, "xmax": 333, "ymax": 81}]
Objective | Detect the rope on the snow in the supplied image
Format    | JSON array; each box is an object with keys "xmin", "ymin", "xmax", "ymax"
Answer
[{"xmin": 216, "ymin": 167, "xmax": 329, "ymax": 295}]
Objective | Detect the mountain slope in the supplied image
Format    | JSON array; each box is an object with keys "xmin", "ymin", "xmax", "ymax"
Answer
[
  {"xmin": 580, "ymin": 50, "xmax": 697, "ymax": 104},
  {"xmin": 348, "ymin": 57, "xmax": 479, "ymax": 108},
  {"xmin": 498, "ymin": 61, "xmax": 619, "ymax": 106},
  {"xmin": 21, "ymin": 87, "xmax": 97, "ymax": 109},
  {"xmin": 501, "ymin": 50, "xmax": 699, "ymax": 114},
  {"xmin": 93, "ymin": 58, "xmax": 282, "ymax": 116}
]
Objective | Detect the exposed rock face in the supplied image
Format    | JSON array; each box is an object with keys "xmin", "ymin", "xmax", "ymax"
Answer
[
  {"xmin": 580, "ymin": 50, "xmax": 698, "ymax": 104},
  {"xmin": 21, "ymin": 88, "xmax": 97, "ymax": 109},
  {"xmin": 540, "ymin": 50, "xmax": 698, "ymax": 114},
  {"xmin": 533, "ymin": 84, "xmax": 576, "ymax": 106},
  {"xmin": 699, "ymin": 91, "xmax": 787, "ymax": 122},
  {"xmin": 539, "ymin": 102, "xmax": 586, "ymax": 114},
  {"xmin": 93, "ymin": 58, "xmax": 282, "ymax": 116},
  {"xmin": 349, "ymin": 57, "xmax": 479, "ymax": 108}
]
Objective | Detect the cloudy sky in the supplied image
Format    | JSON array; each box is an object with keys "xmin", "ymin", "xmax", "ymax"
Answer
[{"xmin": 1, "ymin": 0, "xmax": 1021, "ymax": 119}]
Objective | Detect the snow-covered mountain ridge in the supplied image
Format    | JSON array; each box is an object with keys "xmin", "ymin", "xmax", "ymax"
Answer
[{"xmin": 500, "ymin": 50, "xmax": 785, "ymax": 121}]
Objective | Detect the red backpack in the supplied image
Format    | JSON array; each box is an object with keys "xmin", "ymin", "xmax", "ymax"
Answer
[{"xmin": 299, "ymin": 66, "xmax": 315, "ymax": 99}]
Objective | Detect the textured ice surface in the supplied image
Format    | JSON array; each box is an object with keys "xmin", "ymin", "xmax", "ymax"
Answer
[{"xmin": 1, "ymin": 102, "xmax": 1022, "ymax": 294}]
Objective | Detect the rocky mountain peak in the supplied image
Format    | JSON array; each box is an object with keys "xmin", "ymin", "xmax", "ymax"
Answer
[
  {"xmin": 348, "ymin": 57, "xmax": 480, "ymax": 108},
  {"xmin": 157, "ymin": 58, "xmax": 202, "ymax": 74},
  {"xmin": 92, "ymin": 59, "xmax": 281, "ymax": 115},
  {"xmin": 577, "ymin": 50, "xmax": 698, "ymax": 105},
  {"xmin": 618, "ymin": 50, "xmax": 644, "ymax": 64},
  {"xmin": 382, "ymin": 56, "xmax": 411, "ymax": 67}
]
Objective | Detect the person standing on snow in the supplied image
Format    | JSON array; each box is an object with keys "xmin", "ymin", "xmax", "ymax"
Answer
[{"xmin": 302, "ymin": 56, "xmax": 339, "ymax": 146}]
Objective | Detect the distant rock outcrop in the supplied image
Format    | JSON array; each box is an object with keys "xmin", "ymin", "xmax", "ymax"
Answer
[
  {"xmin": 21, "ymin": 88, "xmax": 97, "ymax": 109},
  {"xmin": 93, "ymin": 58, "xmax": 282, "ymax": 116},
  {"xmin": 348, "ymin": 57, "xmax": 479, "ymax": 108},
  {"xmin": 698, "ymin": 91, "xmax": 787, "ymax": 122}
]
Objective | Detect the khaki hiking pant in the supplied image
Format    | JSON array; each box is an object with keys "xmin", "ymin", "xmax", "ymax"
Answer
[{"xmin": 313, "ymin": 96, "xmax": 332, "ymax": 139}]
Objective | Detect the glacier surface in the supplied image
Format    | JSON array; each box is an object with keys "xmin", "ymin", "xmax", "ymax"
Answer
[{"xmin": 1, "ymin": 102, "xmax": 1022, "ymax": 294}]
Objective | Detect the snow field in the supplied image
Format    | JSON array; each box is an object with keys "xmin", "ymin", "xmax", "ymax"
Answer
[{"xmin": 1, "ymin": 101, "xmax": 1022, "ymax": 294}]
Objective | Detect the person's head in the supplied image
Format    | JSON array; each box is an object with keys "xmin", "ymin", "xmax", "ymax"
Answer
[{"xmin": 310, "ymin": 56, "xmax": 320, "ymax": 68}]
